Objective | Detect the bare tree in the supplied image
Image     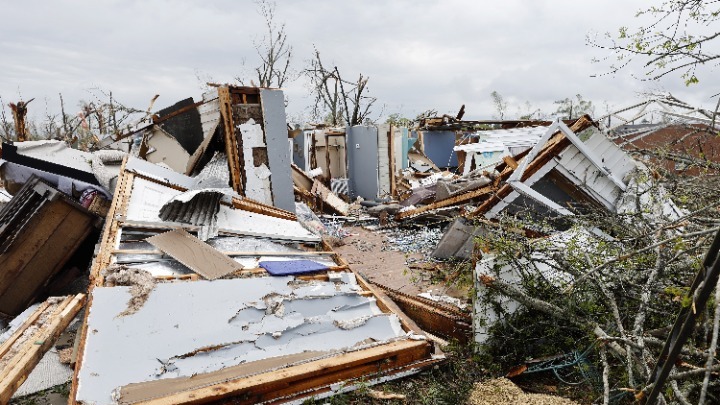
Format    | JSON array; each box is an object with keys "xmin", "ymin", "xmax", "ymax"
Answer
[
  {"xmin": 490, "ymin": 91, "xmax": 508, "ymax": 120},
  {"xmin": 589, "ymin": 0, "xmax": 720, "ymax": 84},
  {"xmin": 238, "ymin": 0, "xmax": 293, "ymax": 88},
  {"xmin": 0, "ymin": 89, "xmax": 145, "ymax": 150},
  {"xmin": 305, "ymin": 48, "xmax": 377, "ymax": 126}
]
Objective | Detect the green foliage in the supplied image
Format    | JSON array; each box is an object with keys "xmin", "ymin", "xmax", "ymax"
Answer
[
  {"xmin": 553, "ymin": 94, "xmax": 595, "ymax": 119},
  {"xmin": 490, "ymin": 91, "xmax": 508, "ymax": 120},
  {"xmin": 594, "ymin": 1, "xmax": 720, "ymax": 83},
  {"xmin": 303, "ymin": 340, "xmax": 490, "ymax": 405},
  {"xmin": 384, "ymin": 112, "xmax": 412, "ymax": 128}
]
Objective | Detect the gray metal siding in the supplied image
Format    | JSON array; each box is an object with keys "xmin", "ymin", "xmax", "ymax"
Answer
[
  {"xmin": 260, "ymin": 89, "xmax": 295, "ymax": 213},
  {"xmin": 346, "ymin": 126, "xmax": 379, "ymax": 200}
]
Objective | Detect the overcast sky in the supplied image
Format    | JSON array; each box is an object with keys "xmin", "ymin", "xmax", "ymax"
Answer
[{"xmin": 2, "ymin": 0, "xmax": 719, "ymax": 125}]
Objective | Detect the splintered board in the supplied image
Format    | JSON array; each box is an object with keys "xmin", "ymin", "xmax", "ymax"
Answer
[
  {"xmin": 0, "ymin": 294, "xmax": 85, "ymax": 403},
  {"xmin": 146, "ymin": 229, "xmax": 244, "ymax": 280}
]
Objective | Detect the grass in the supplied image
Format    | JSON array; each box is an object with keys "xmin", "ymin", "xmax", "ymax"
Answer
[{"xmin": 302, "ymin": 340, "xmax": 492, "ymax": 405}]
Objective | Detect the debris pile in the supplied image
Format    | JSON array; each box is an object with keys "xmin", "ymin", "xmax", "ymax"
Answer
[
  {"xmin": 1, "ymin": 87, "xmax": 714, "ymax": 404},
  {"xmin": 0, "ymin": 85, "xmax": 444, "ymax": 404}
]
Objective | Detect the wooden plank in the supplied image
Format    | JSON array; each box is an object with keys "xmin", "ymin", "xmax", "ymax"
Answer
[
  {"xmin": 90, "ymin": 157, "xmax": 134, "ymax": 286},
  {"xmin": 231, "ymin": 196, "xmax": 297, "ymax": 221},
  {"xmin": 0, "ymin": 301, "xmax": 51, "ymax": 360},
  {"xmin": 290, "ymin": 163, "xmax": 313, "ymax": 191},
  {"xmin": 395, "ymin": 185, "xmax": 495, "ymax": 220},
  {"xmin": 118, "ymin": 351, "xmax": 330, "ymax": 403},
  {"xmin": 311, "ymin": 180, "xmax": 349, "ymax": 216},
  {"xmin": 123, "ymin": 339, "xmax": 431, "ymax": 405},
  {"xmin": 218, "ymin": 86, "xmax": 244, "ymax": 195},
  {"xmin": 502, "ymin": 155, "xmax": 518, "ymax": 169},
  {"xmin": 352, "ymin": 271, "xmax": 424, "ymax": 335},
  {"xmin": 0, "ymin": 203, "xmax": 93, "ymax": 315},
  {"xmin": 0, "ymin": 294, "xmax": 86, "ymax": 404},
  {"xmin": 146, "ymin": 229, "xmax": 244, "ymax": 280}
]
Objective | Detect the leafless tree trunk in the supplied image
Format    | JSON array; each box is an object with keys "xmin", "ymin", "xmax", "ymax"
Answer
[
  {"xmin": 305, "ymin": 49, "xmax": 377, "ymax": 126},
  {"xmin": 237, "ymin": 0, "xmax": 293, "ymax": 89}
]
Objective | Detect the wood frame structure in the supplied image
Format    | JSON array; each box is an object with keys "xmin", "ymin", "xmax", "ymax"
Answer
[{"xmin": 69, "ymin": 158, "xmax": 442, "ymax": 404}]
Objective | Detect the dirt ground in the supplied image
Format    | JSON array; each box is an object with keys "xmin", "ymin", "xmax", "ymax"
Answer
[{"xmin": 334, "ymin": 225, "xmax": 469, "ymax": 301}]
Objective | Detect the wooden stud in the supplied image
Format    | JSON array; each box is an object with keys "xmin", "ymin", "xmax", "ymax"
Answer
[
  {"xmin": 0, "ymin": 294, "xmax": 85, "ymax": 404},
  {"xmin": 218, "ymin": 86, "xmax": 244, "ymax": 195}
]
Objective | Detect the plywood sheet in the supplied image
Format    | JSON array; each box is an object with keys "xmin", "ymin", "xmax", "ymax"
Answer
[{"xmin": 146, "ymin": 229, "xmax": 243, "ymax": 280}]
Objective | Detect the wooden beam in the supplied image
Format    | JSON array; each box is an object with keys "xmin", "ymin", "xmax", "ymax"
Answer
[
  {"xmin": 218, "ymin": 86, "xmax": 244, "ymax": 195},
  {"xmin": 0, "ymin": 301, "xmax": 51, "ymax": 360},
  {"xmin": 502, "ymin": 155, "xmax": 518, "ymax": 169},
  {"xmin": 231, "ymin": 196, "xmax": 297, "ymax": 221},
  {"xmin": 90, "ymin": 156, "xmax": 133, "ymax": 286},
  {"xmin": 395, "ymin": 185, "xmax": 495, "ymax": 220},
  {"xmin": 352, "ymin": 271, "xmax": 424, "ymax": 335},
  {"xmin": 121, "ymin": 339, "xmax": 432, "ymax": 405}
]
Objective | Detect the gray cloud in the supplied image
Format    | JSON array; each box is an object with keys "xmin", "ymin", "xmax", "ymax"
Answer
[{"xmin": 1, "ymin": 0, "xmax": 718, "ymax": 125}]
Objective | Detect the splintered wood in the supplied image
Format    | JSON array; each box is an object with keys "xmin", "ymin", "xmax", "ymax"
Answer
[
  {"xmin": 311, "ymin": 180, "xmax": 350, "ymax": 216},
  {"xmin": 145, "ymin": 229, "xmax": 244, "ymax": 280},
  {"xmin": 0, "ymin": 294, "xmax": 86, "ymax": 403}
]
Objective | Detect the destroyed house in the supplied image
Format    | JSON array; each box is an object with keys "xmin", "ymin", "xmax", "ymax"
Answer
[
  {"xmin": 292, "ymin": 124, "xmax": 414, "ymax": 201},
  {"xmin": 421, "ymin": 116, "xmax": 663, "ymax": 262},
  {"xmin": 68, "ymin": 158, "xmax": 441, "ymax": 404},
  {"xmin": 103, "ymin": 85, "xmax": 295, "ymax": 213}
]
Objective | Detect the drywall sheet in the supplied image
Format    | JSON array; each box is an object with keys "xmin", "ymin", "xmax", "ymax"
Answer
[
  {"xmin": 125, "ymin": 157, "xmax": 196, "ymax": 189},
  {"xmin": 75, "ymin": 277, "xmax": 403, "ymax": 404},
  {"xmin": 143, "ymin": 127, "xmax": 190, "ymax": 173},
  {"xmin": 258, "ymin": 260, "xmax": 327, "ymax": 276},
  {"xmin": 346, "ymin": 126, "xmax": 379, "ymax": 200},
  {"xmin": 260, "ymin": 89, "xmax": 295, "ymax": 213},
  {"xmin": 146, "ymin": 229, "xmax": 244, "ymax": 280},
  {"xmin": 126, "ymin": 177, "xmax": 320, "ymax": 242},
  {"xmin": 238, "ymin": 120, "xmax": 273, "ymax": 205}
]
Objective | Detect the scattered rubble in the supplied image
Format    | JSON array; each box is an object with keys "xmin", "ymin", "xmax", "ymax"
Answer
[{"xmin": 1, "ymin": 86, "xmax": 716, "ymax": 404}]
